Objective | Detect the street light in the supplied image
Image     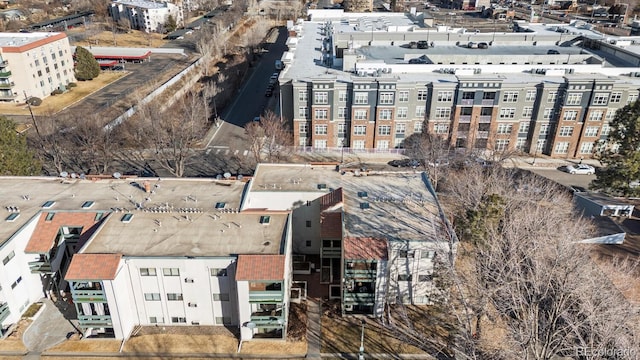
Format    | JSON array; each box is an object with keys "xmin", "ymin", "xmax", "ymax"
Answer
[{"xmin": 358, "ymin": 319, "xmax": 366, "ymax": 360}]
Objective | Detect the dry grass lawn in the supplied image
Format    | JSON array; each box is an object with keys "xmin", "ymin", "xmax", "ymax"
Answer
[
  {"xmin": 0, "ymin": 339, "xmax": 27, "ymax": 352},
  {"xmin": 240, "ymin": 340, "xmax": 307, "ymax": 355},
  {"xmin": 123, "ymin": 334, "xmax": 238, "ymax": 354},
  {"xmin": 0, "ymin": 72, "xmax": 125, "ymax": 116},
  {"xmin": 45, "ymin": 339, "xmax": 122, "ymax": 353},
  {"xmin": 69, "ymin": 30, "xmax": 167, "ymax": 48}
]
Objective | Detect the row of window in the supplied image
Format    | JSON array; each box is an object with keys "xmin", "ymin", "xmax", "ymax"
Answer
[
  {"xmin": 310, "ymin": 124, "xmax": 410, "ymax": 136},
  {"xmin": 140, "ymin": 268, "xmax": 228, "ymax": 277},
  {"xmin": 300, "ymin": 90, "xmax": 429, "ymax": 104},
  {"xmin": 304, "ymin": 107, "xmax": 427, "ymax": 120},
  {"xmin": 397, "ymin": 274, "xmax": 433, "ymax": 282},
  {"xmin": 148, "ymin": 316, "xmax": 231, "ymax": 325},
  {"xmin": 144, "ymin": 292, "xmax": 230, "ymax": 301}
]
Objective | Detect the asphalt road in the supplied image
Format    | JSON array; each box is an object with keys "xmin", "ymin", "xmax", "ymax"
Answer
[{"xmin": 527, "ymin": 167, "xmax": 596, "ymax": 191}]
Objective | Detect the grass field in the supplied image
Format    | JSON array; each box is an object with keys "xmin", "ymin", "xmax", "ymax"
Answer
[{"xmin": 69, "ymin": 29, "xmax": 167, "ymax": 48}]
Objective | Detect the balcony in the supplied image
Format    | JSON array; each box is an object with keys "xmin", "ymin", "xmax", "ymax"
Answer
[
  {"xmin": 0, "ymin": 71, "xmax": 11, "ymax": 78},
  {"xmin": 460, "ymin": 99, "xmax": 473, "ymax": 105},
  {"xmin": 0, "ymin": 302, "xmax": 10, "ymax": 323},
  {"xmin": 477, "ymin": 131, "xmax": 489, "ymax": 139},
  {"xmin": 478, "ymin": 116, "xmax": 492, "ymax": 123},
  {"xmin": 321, "ymin": 247, "xmax": 341, "ymax": 257},
  {"xmin": 0, "ymin": 82, "xmax": 14, "ymax": 89},
  {"xmin": 28, "ymin": 259, "xmax": 52, "ymax": 274},
  {"xmin": 458, "ymin": 115, "xmax": 471, "ymax": 123},
  {"xmin": 0, "ymin": 60, "xmax": 8, "ymax": 68},
  {"xmin": 457, "ymin": 131, "xmax": 468, "ymax": 138},
  {"xmin": 249, "ymin": 291, "xmax": 283, "ymax": 303},
  {"xmin": 481, "ymin": 99, "xmax": 495, "ymax": 106},
  {"xmin": 78, "ymin": 315, "xmax": 112, "ymax": 327},
  {"xmin": 343, "ymin": 292, "xmax": 375, "ymax": 303},
  {"xmin": 0, "ymin": 92, "xmax": 15, "ymax": 100},
  {"xmin": 72, "ymin": 289, "xmax": 107, "ymax": 302},
  {"xmin": 345, "ymin": 268, "xmax": 377, "ymax": 279}
]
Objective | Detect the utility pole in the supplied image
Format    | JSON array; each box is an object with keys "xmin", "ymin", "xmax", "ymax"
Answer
[{"xmin": 358, "ymin": 320, "xmax": 365, "ymax": 360}]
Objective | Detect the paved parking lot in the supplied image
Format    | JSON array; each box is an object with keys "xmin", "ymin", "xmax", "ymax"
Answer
[{"xmin": 526, "ymin": 167, "xmax": 596, "ymax": 191}]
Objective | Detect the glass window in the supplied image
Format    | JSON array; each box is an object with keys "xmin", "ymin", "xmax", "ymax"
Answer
[
  {"xmin": 163, "ymin": 268, "xmax": 179, "ymax": 276},
  {"xmin": 435, "ymin": 107, "xmax": 451, "ymax": 119},
  {"xmin": 584, "ymin": 126, "xmax": 599, "ymax": 137},
  {"xmin": 417, "ymin": 90, "xmax": 428, "ymax": 101},
  {"xmin": 592, "ymin": 93, "xmax": 608, "ymax": 105},
  {"xmin": 525, "ymin": 90, "xmax": 536, "ymax": 102},
  {"xmin": 212, "ymin": 293, "xmax": 230, "ymax": 301},
  {"xmin": 437, "ymin": 91, "xmax": 453, "ymax": 102},
  {"xmin": 397, "ymin": 107, "xmax": 408, "ymax": 119},
  {"xmin": 354, "ymin": 92, "xmax": 368, "ymax": 104},
  {"xmin": 518, "ymin": 122, "xmax": 530, "ymax": 134},
  {"xmin": 338, "ymin": 107, "xmax": 347, "ymax": 119},
  {"xmin": 563, "ymin": 110, "xmax": 578, "ymax": 121},
  {"xmin": 435, "ymin": 123, "xmax": 449, "ymax": 134},
  {"xmin": 315, "ymin": 125, "xmax": 327, "ymax": 135},
  {"xmin": 378, "ymin": 125, "xmax": 391, "ymax": 135},
  {"xmin": 610, "ymin": 92, "xmax": 622, "ymax": 103},
  {"xmin": 337, "ymin": 123, "xmax": 347, "ymax": 135},
  {"xmin": 566, "ymin": 93, "xmax": 582, "ymax": 105},
  {"xmin": 210, "ymin": 268, "xmax": 228, "ymax": 276},
  {"xmin": 298, "ymin": 89, "xmax": 307, "ymax": 101},
  {"xmin": 495, "ymin": 139, "xmax": 510, "ymax": 151},
  {"xmin": 167, "ymin": 293, "xmax": 183, "ymax": 301},
  {"xmin": 379, "ymin": 109, "xmax": 392, "ymax": 120},
  {"xmin": 140, "ymin": 268, "xmax": 156, "ymax": 276},
  {"xmin": 559, "ymin": 126, "xmax": 574, "ymax": 137},
  {"xmin": 379, "ymin": 92, "xmax": 394, "ymax": 104},
  {"xmin": 547, "ymin": 91, "xmax": 557, "ymax": 103},
  {"xmin": 398, "ymin": 91, "xmax": 409, "ymax": 102},
  {"xmin": 589, "ymin": 110, "xmax": 603, "ymax": 121},
  {"xmin": 2, "ymin": 250, "xmax": 15, "ymax": 265},
  {"xmin": 314, "ymin": 139, "xmax": 327, "ymax": 148},
  {"xmin": 298, "ymin": 107, "xmax": 308, "ymax": 118},
  {"xmin": 555, "ymin": 142, "xmax": 569, "ymax": 154},
  {"xmin": 354, "ymin": 125, "xmax": 366, "ymax": 135},
  {"xmin": 539, "ymin": 124, "xmax": 550, "ymax": 136},
  {"xmin": 314, "ymin": 109, "xmax": 328, "ymax": 120},
  {"xmin": 395, "ymin": 123, "xmax": 406, "ymax": 134},
  {"xmin": 354, "ymin": 110, "xmax": 368, "ymax": 120},
  {"xmin": 314, "ymin": 92, "xmax": 328, "ymax": 104},
  {"xmin": 144, "ymin": 293, "xmax": 161, "ymax": 301},
  {"xmin": 522, "ymin": 107, "xmax": 533, "ymax": 118},
  {"xmin": 338, "ymin": 91, "xmax": 348, "ymax": 102},
  {"xmin": 415, "ymin": 106, "xmax": 426, "ymax": 117},
  {"xmin": 502, "ymin": 91, "xmax": 518, "ymax": 102},
  {"xmin": 414, "ymin": 122, "xmax": 423, "ymax": 133},
  {"xmin": 580, "ymin": 142, "xmax": 594, "ymax": 154},
  {"xmin": 497, "ymin": 124, "xmax": 512, "ymax": 134},
  {"xmin": 299, "ymin": 123, "xmax": 308, "ymax": 134},
  {"xmin": 499, "ymin": 108, "xmax": 516, "ymax": 119},
  {"xmin": 353, "ymin": 140, "xmax": 365, "ymax": 149}
]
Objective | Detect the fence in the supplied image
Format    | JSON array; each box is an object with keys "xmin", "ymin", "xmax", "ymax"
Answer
[{"xmin": 294, "ymin": 146, "xmax": 406, "ymax": 155}]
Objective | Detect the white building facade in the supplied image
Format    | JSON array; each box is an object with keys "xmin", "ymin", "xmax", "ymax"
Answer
[{"xmin": 109, "ymin": 0, "xmax": 183, "ymax": 33}]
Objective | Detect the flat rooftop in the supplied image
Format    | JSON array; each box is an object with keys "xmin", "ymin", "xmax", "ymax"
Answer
[
  {"xmin": 250, "ymin": 164, "xmax": 444, "ymax": 243},
  {"xmin": 82, "ymin": 211, "xmax": 288, "ymax": 257},
  {"xmin": 0, "ymin": 32, "xmax": 63, "ymax": 47},
  {"xmin": 0, "ymin": 177, "xmax": 246, "ymax": 247},
  {"xmin": 112, "ymin": 0, "xmax": 168, "ymax": 9}
]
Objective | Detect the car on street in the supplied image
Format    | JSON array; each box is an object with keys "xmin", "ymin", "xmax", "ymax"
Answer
[
  {"xmin": 565, "ymin": 164, "xmax": 595, "ymax": 175},
  {"xmin": 388, "ymin": 159, "xmax": 420, "ymax": 168}
]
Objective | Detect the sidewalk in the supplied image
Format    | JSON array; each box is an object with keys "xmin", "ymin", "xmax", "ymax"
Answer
[{"xmin": 306, "ymin": 298, "xmax": 322, "ymax": 360}]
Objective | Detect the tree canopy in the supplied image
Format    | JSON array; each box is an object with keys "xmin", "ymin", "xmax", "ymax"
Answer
[
  {"xmin": 591, "ymin": 101, "xmax": 640, "ymax": 196},
  {"xmin": 165, "ymin": 14, "xmax": 177, "ymax": 33},
  {"xmin": 0, "ymin": 116, "xmax": 41, "ymax": 175},
  {"xmin": 74, "ymin": 46, "xmax": 100, "ymax": 81}
]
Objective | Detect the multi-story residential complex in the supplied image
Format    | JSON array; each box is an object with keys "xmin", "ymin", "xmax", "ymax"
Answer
[
  {"xmin": 109, "ymin": 0, "xmax": 183, "ymax": 33},
  {"xmin": 280, "ymin": 11, "xmax": 640, "ymax": 159},
  {"xmin": 0, "ymin": 164, "xmax": 449, "ymax": 338},
  {"xmin": 0, "ymin": 32, "xmax": 76, "ymax": 102}
]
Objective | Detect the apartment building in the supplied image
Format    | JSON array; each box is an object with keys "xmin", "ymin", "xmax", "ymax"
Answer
[
  {"xmin": 280, "ymin": 11, "xmax": 640, "ymax": 159},
  {"xmin": 109, "ymin": 0, "xmax": 183, "ymax": 33},
  {"xmin": 0, "ymin": 32, "xmax": 76, "ymax": 102}
]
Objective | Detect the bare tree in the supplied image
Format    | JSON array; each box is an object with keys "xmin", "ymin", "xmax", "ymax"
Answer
[
  {"xmin": 403, "ymin": 128, "xmax": 451, "ymax": 190},
  {"xmin": 244, "ymin": 110, "xmax": 292, "ymax": 164},
  {"xmin": 28, "ymin": 113, "xmax": 71, "ymax": 175},
  {"xmin": 68, "ymin": 114, "xmax": 118, "ymax": 174}
]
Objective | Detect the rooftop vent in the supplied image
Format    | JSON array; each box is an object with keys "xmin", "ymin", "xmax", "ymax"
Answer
[
  {"xmin": 360, "ymin": 202, "xmax": 370, "ymax": 209},
  {"xmin": 5, "ymin": 213, "xmax": 19, "ymax": 222},
  {"xmin": 357, "ymin": 191, "xmax": 368, "ymax": 198},
  {"xmin": 317, "ymin": 184, "xmax": 327, "ymax": 190},
  {"xmin": 42, "ymin": 201, "xmax": 56, "ymax": 209},
  {"xmin": 260, "ymin": 215, "xmax": 271, "ymax": 224},
  {"xmin": 81, "ymin": 201, "xmax": 94, "ymax": 209}
]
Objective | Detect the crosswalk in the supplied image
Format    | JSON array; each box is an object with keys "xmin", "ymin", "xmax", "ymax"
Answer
[{"xmin": 207, "ymin": 148, "xmax": 251, "ymax": 157}]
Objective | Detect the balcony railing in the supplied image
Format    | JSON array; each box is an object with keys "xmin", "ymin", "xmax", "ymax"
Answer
[
  {"xmin": 345, "ymin": 268, "xmax": 377, "ymax": 279},
  {"xmin": 249, "ymin": 315, "xmax": 285, "ymax": 326},
  {"xmin": 72, "ymin": 290, "xmax": 107, "ymax": 302},
  {"xmin": 343, "ymin": 292, "xmax": 375, "ymax": 303},
  {"xmin": 458, "ymin": 115, "xmax": 471, "ymax": 123},
  {"xmin": 478, "ymin": 115, "xmax": 492, "ymax": 123},
  {"xmin": 249, "ymin": 291, "xmax": 283, "ymax": 303},
  {"xmin": 0, "ymin": 93, "xmax": 16, "ymax": 100},
  {"xmin": 0, "ymin": 71, "xmax": 11, "ymax": 77},
  {"xmin": 78, "ymin": 315, "xmax": 112, "ymax": 327},
  {"xmin": 477, "ymin": 131, "xmax": 489, "ymax": 139},
  {"xmin": 460, "ymin": 99, "xmax": 473, "ymax": 105},
  {"xmin": 0, "ymin": 302, "xmax": 10, "ymax": 323},
  {"xmin": 28, "ymin": 260, "xmax": 52, "ymax": 274},
  {"xmin": 0, "ymin": 82, "xmax": 14, "ymax": 89},
  {"xmin": 0, "ymin": 60, "xmax": 8, "ymax": 68},
  {"xmin": 481, "ymin": 99, "xmax": 495, "ymax": 106},
  {"xmin": 321, "ymin": 248, "xmax": 341, "ymax": 257}
]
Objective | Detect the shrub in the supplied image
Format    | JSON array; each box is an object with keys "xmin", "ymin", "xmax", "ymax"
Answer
[
  {"xmin": 26, "ymin": 97, "xmax": 42, "ymax": 106},
  {"xmin": 51, "ymin": 89, "xmax": 63, "ymax": 95},
  {"xmin": 67, "ymin": 82, "xmax": 77, "ymax": 88}
]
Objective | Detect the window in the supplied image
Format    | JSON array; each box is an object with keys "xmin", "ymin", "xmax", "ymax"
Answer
[
  {"xmin": 95, "ymin": 212, "xmax": 106, "ymax": 221},
  {"xmin": 5, "ymin": 213, "xmax": 19, "ymax": 222},
  {"xmin": 415, "ymin": 106, "xmax": 426, "ymax": 117},
  {"xmin": 379, "ymin": 92, "xmax": 394, "ymax": 104},
  {"xmin": 337, "ymin": 123, "xmax": 347, "ymax": 135},
  {"xmin": 580, "ymin": 142, "xmax": 594, "ymax": 154},
  {"xmin": 298, "ymin": 107, "xmax": 308, "ymax": 118},
  {"xmin": 298, "ymin": 89, "xmax": 308, "ymax": 101},
  {"xmin": 421, "ymin": 250, "xmax": 435, "ymax": 259},
  {"xmin": 547, "ymin": 91, "xmax": 557, "ymax": 103},
  {"xmin": 525, "ymin": 90, "xmax": 536, "ymax": 102},
  {"xmin": 605, "ymin": 109, "xmax": 616, "ymax": 121},
  {"xmin": 314, "ymin": 92, "xmax": 328, "ymax": 104},
  {"xmin": 495, "ymin": 139, "xmax": 510, "ymax": 151},
  {"xmin": 81, "ymin": 201, "xmax": 94, "ymax": 209},
  {"xmin": 163, "ymin": 268, "xmax": 180, "ymax": 276},
  {"xmin": 397, "ymin": 107, "xmax": 408, "ymax": 119},
  {"xmin": 497, "ymin": 124, "xmax": 512, "ymax": 134},
  {"xmin": 627, "ymin": 93, "xmax": 638, "ymax": 104},
  {"xmin": 563, "ymin": 110, "xmax": 578, "ymax": 121},
  {"xmin": 483, "ymin": 92, "xmax": 496, "ymax": 100},
  {"xmin": 377, "ymin": 140, "xmax": 389, "ymax": 149},
  {"xmin": 10, "ymin": 276, "xmax": 22, "ymax": 289},
  {"xmin": 543, "ymin": 108, "xmax": 554, "ymax": 120},
  {"xmin": 338, "ymin": 91, "xmax": 348, "ymax": 102},
  {"xmin": 353, "ymin": 140, "xmax": 365, "ymax": 149},
  {"xmin": 149, "ymin": 317, "xmax": 164, "ymax": 324},
  {"xmin": 585, "ymin": 126, "xmax": 599, "ymax": 137},
  {"xmin": 120, "ymin": 213, "xmax": 133, "ymax": 223},
  {"xmin": 559, "ymin": 126, "xmax": 573, "ymax": 137},
  {"xmin": 395, "ymin": 123, "xmax": 406, "ymax": 135},
  {"xmin": 601, "ymin": 124, "xmax": 611, "ymax": 136},
  {"xmin": 140, "ymin": 268, "xmax": 156, "ymax": 276},
  {"xmin": 592, "ymin": 93, "xmax": 608, "ymax": 105},
  {"xmin": 3, "ymin": 250, "xmax": 15, "ymax": 265},
  {"xmin": 315, "ymin": 125, "xmax": 327, "ymax": 135},
  {"xmin": 399, "ymin": 250, "xmax": 415, "ymax": 258},
  {"xmin": 299, "ymin": 138, "xmax": 307, "ymax": 146},
  {"xmin": 462, "ymin": 91, "xmax": 475, "ymax": 100},
  {"xmin": 566, "ymin": 93, "xmax": 582, "ymax": 106},
  {"xmin": 354, "ymin": 125, "xmax": 366, "ymax": 135},
  {"xmin": 167, "ymin": 293, "xmax": 183, "ymax": 301},
  {"xmin": 435, "ymin": 107, "xmax": 451, "ymax": 119},
  {"xmin": 338, "ymin": 107, "xmax": 347, "ymax": 119},
  {"xmin": 212, "ymin": 293, "xmax": 230, "ymax": 301},
  {"xmin": 589, "ymin": 110, "xmax": 603, "ymax": 121},
  {"xmin": 435, "ymin": 123, "xmax": 449, "ymax": 134},
  {"xmin": 354, "ymin": 92, "xmax": 368, "ymax": 104},
  {"xmin": 314, "ymin": 140, "xmax": 327, "ymax": 149},
  {"xmin": 354, "ymin": 110, "xmax": 368, "ymax": 120},
  {"xmin": 397, "ymin": 274, "xmax": 412, "ymax": 281},
  {"xmin": 398, "ymin": 91, "xmax": 409, "ymax": 102},
  {"xmin": 314, "ymin": 109, "xmax": 328, "ymax": 120},
  {"xmin": 417, "ymin": 90, "xmax": 428, "ymax": 101},
  {"xmin": 216, "ymin": 316, "xmax": 231, "ymax": 325},
  {"xmin": 539, "ymin": 124, "xmax": 550, "ymax": 136},
  {"xmin": 437, "ymin": 91, "xmax": 453, "ymax": 102},
  {"xmin": 144, "ymin": 293, "xmax": 161, "ymax": 301},
  {"xmin": 610, "ymin": 92, "xmax": 622, "ymax": 103},
  {"xmin": 260, "ymin": 215, "xmax": 271, "ymax": 224},
  {"xmin": 499, "ymin": 108, "xmax": 516, "ymax": 119},
  {"xmin": 306, "ymin": 220, "xmax": 312, "ymax": 227},
  {"xmin": 418, "ymin": 274, "xmax": 433, "ymax": 282},
  {"xmin": 515, "ymin": 138, "xmax": 527, "ymax": 150},
  {"xmin": 377, "ymin": 108, "xmax": 392, "ymax": 121},
  {"xmin": 378, "ymin": 125, "xmax": 391, "ymax": 135},
  {"xmin": 522, "ymin": 107, "xmax": 533, "ymax": 118},
  {"xmin": 171, "ymin": 317, "xmax": 187, "ymax": 323},
  {"xmin": 518, "ymin": 122, "xmax": 530, "ymax": 134},
  {"xmin": 555, "ymin": 142, "xmax": 569, "ymax": 154},
  {"xmin": 502, "ymin": 91, "xmax": 518, "ymax": 102},
  {"xmin": 414, "ymin": 122, "xmax": 423, "ymax": 133},
  {"xmin": 299, "ymin": 123, "xmax": 308, "ymax": 134},
  {"xmin": 210, "ymin": 268, "xmax": 227, "ymax": 276}
]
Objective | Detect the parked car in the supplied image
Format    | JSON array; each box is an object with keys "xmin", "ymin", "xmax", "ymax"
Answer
[
  {"xmin": 547, "ymin": 49, "xmax": 560, "ymax": 54},
  {"xmin": 388, "ymin": 159, "xmax": 420, "ymax": 168},
  {"xmin": 565, "ymin": 164, "xmax": 595, "ymax": 175},
  {"xmin": 478, "ymin": 42, "xmax": 489, "ymax": 49},
  {"xmin": 417, "ymin": 40, "xmax": 429, "ymax": 49}
]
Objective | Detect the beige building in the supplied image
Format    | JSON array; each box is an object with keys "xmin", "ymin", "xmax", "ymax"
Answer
[{"xmin": 0, "ymin": 32, "xmax": 76, "ymax": 102}]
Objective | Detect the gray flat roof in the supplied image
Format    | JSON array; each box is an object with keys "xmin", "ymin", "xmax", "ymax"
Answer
[
  {"xmin": 83, "ymin": 211, "xmax": 288, "ymax": 257},
  {"xmin": 0, "ymin": 32, "xmax": 63, "ymax": 47},
  {"xmin": 112, "ymin": 0, "xmax": 167, "ymax": 9},
  {"xmin": 250, "ymin": 164, "xmax": 444, "ymax": 243},
  {"xmin": 0, "ymin": 177, "xmax": 246, "ymax": 248}
]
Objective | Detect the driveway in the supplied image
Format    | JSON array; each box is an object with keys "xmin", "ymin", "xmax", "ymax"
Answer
[{"xmin": 23, "ymin": 298, "xmax": 79, "ymax": 354}]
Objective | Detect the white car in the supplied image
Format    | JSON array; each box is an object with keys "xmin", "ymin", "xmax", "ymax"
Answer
[{"xmin": 566, "ymin": 164, "xmax": 595, "ymax": 175}]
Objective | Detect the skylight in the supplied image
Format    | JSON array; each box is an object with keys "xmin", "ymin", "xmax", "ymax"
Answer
[{"xmin": 42, "ymin": 201, "xmax": 56, "ymax": 209}]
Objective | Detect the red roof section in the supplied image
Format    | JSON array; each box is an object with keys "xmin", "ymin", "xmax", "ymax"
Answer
[
  {"xmin": 236, "ymin": 255, "xmax": 285, "ymax": 281},
  {"xmin": 25, "ymin": 212, "xmax": 105, "ymax": 254},
  {"xmin": 320, "ymin": 188, "xmax": 343, "ymax": 211},
  {"xmin": 92, "ymin": 51, "xmax": 151, "ymax": 60},
  {"xmin": 321, "ymin": 212, "xmax": 342, "ymax": 239},
  {"xmin": 65, "ymin": 253, "xmax": 122, "ymax": 280},
  {"xmin": 344, "ymin": 237, "xmax": 388, "ymax": 260}
]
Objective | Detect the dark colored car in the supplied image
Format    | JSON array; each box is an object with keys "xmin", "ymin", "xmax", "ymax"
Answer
[
  {"xmin": 417, "ymin": 40, "xmax": 429, "ymax": 49},
  {"xmin": 388, "ymin": 159, "xmax": 420, "ymax": 168}
]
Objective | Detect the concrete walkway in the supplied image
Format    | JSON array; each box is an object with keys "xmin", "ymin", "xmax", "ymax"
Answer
[
  {"xmin": 306, "ymin": 298, "xmax": 322, "ymax": 360},
  {"xmin": 23, "ymin": 298, "xmax": 78, "ymax": 354}
]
